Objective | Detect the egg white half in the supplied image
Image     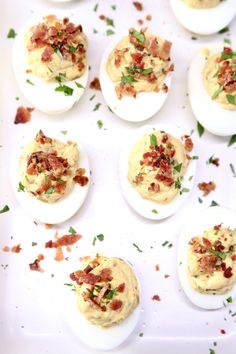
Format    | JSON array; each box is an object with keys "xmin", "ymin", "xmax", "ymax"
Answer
[
  {"xmin": 178, "ymin": 206, "xmax": 236, "ymax": 309},
  {"xmin": 99, "ymin": 34, "xmax": 172, "ymax": 122},
  {"xmin": 10, "ymin": 129, "xmax": 90, "ymax": 224},
  {"xmin": 12, "ymin": 16, "xmax": 88, "ymax": 115},
  {"xmin": 170, "ymin": 0, "xmax": 236, "ymax": 35},
  {"xmin": 188, "ymin": 43, "xmax": 236, "ymax": 136},
  {"xmin": 119, "ymin": 124, "xmax": 197, "ymax": 220},
  {"xmin": 61, "ymin": 258, "xmax": 141, "ymax": 351}
]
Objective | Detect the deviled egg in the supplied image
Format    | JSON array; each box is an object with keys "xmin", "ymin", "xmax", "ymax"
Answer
[
  {"xmin": 100, "ymin": 28, "xmax": 174, "ymax": 122},
  {"xmin": 188, "ymin": 43, "xmax": 236, "ymax": 136},
  {"xmin": 65, "ymin": 254, "xmax": 140, "ymax": 350},
  {"xmin": 178, "ymin": 206, "xmax": 236, "ymax": 309},
  {"xmin": 12, "ymin": 15, "xmax": 89, "ymax": 114},
  {"xmin": 170, "ymin": 0, "xmax": 236, "ymax": 35},
  {"xmin": 11, "ymin": 130, "xmax": 90, "ymax": 224},
  {"xmin": 119, "ymin": 125, "xmax": 197, "ymax": 220}
]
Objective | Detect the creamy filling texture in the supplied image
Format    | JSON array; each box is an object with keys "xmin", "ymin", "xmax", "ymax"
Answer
[{"xmin": 183, "ymin": 0, "xmax": 220, "ymax": 9}]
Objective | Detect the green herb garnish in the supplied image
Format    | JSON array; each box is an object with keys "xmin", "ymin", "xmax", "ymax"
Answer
[
  {"xmin": 126, "ymin": 65, "xmax": 153, "ymax": 75},
  {"xmin": 130, "ymin": 29, "xmax": 145, "ymax": 43},
  {"xmin": 212, "ymin": 86, "xmax": 223, "ymax": 99},
  {"xmin": 26, "ymin": 79, "xmax": 35, "ymax": 86},
  {"xmin": 106, "ymin": 29, "xmax": 115, "ymax": 36},
  {"xmin": 106, "ymin": 18, "xmax": 114, "ymax": 27},
  {"xmin": 174, "ymin": 163, "xmax": 182, "ymax": 173},
  {"xmin": 97, "ymin": 120, "xmax": 103, "ymax": 129},
  {"xmin": 226, "ymin": 296, "xmax": 233, "ymax": 303},
  {"xmin": 7, "ymin": 28, "xmax": 17, "ymax": 38},
  {"xmin": 68, "ymin": 226, "xmax": 77, "ymax": 234},
  {"xmin": 60, "ymin": 130, "xmax": 67, "ymax": 135},
  {"xmin": 175, "ymin": 178, "xmax": 181, "ymax": 189},
  {"xmin": 151, "ymin": 209, "xmax": 158, "ymax": 214},
  {"xmin": 221, "ymin": 51, "xmax": 236, "ymax": 60},
  {"xmin": 105, "ymin": 288, "xmax": 117, "ymax": 300},
  {"xmin": 75, "ymin": 81, "xmax": 85, "ymax": 89},
  {"xmin": 226, "ymin": 94, "xmax": 236, "ymax": 105},
  {"xmin": 150, "ymin": 134, "xmax": 157, "ymax": 147},
  {"xmin": 45, "ymin": 187, "xmax": 55, "ymax": 194},
  {"xmin": 210, "ymin": 200, "xmax": 219, "ymax": 207},
  {"xmin": 228, "ymin": 134, "xmax": 236, "ymax": 147},
  {"xmin": 180, "ymin": 188, "xmax": 190, "ymax": 194},
  {"xmin": 93, "ymin": 3, "xmax": 99, "ymax": 11},
  {"xmin": 92, "ymin": 233, "xmax": 104, "ymax": 246},
  {"xmin": 18, "ymin": 182, "xmax": 25, "ymax": 192},
  {"xmin": 0, "ymin": 205, "xmax": 10, "ymax": 214},
  {"xmin": 229, "ymin": 163, "xmax": 236, "ymax": 177},
  {"xmin": 133, "ymin": 243, "xmax": 143, "ymax": 252},
  {"xmin": 55, "ymin": 85, "xmax": 73, "ymax": 96},
  {"xmin": 93, "ymin": 103, "xmax": 101, "ymax": 111},
  {"xmin": 120, "ymin": 72, "xmax": 137, "ymax": 85},
  {"xmin": 197, "ymin": 121, "xmax": 205, "ymax": 137},
  {"xmin": 218, "ymin": 26, "xmax": 229, "ymax": 34},
  {"xmin": 210, "ymin": 248, "xmax": 226, "ymax": 260},
  {"xmin": 32, "ymin": 242, "xmax": 37, "ymax": 247}
]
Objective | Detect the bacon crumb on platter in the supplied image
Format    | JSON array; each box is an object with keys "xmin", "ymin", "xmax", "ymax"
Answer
[
  {"xmin": 11, "ymin": 129, "xmax": 90, "ymax": 224},
  {"xmin": 14, "ymin": 106, "xmax": 34, "ymax": 124}
]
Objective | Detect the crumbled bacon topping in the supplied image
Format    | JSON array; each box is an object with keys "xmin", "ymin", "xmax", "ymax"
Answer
[
  {"xmin": 133, "ymin": 1, "xmax": 143, "ymax": 11},
  {"xmin": 216, "ymin": 47, "xmax": 236, "ymax": 94},
  {"xmin": 152, "ymin": 294, "xmax": 161, "ymax": 301},
  {"xmin": 117, "ymin": 283, "xmax": 125, "ymax": 292},
  {"xmin": 89, "ymin": 77, "xmax": 101, "ymax": 90},
  {"xmin": 11, "ymin": 244, "xmax": 22, "ymax": 253},
  {"xmin": 45, "ymin": 233, "xmax": 81, "ymax": 248},
  {"xmin": 73, "ymin": 168, "xmax": 89, "ymax": 186},
  {"xmin": 35, "ymin": 130, "xmax": 52, "ymax": 144},
  {"xmin": 14, "ymin": 106, "xmax": 34, "ymax": 124},
  {"xmin": 29, "ymin": 254, "xmax": 44, "ymax": 272},
  {"xmin": 198, "ymin": 181, "xmax": 216, "ymax": 196},
  {"xmin": 110, "ymin": 299, "xmax": 123, "ymax": 310}
]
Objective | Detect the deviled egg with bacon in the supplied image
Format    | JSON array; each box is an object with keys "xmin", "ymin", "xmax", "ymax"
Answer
[
  {"xmin": 119, "ymin": 125, "xmax": 197, "ymax": 219},
  {"xmin": 170, "ymin": 0, "xmax": 236, "ymax": 35},
  {"xmin": 178, "ymin": 206, "xmax": 236, "ymax": 309},
  {"xmin": 12, "ymin": 15, "xmax": 89, "ymax": 114},
  {"xmin": 188, "ymin": 44, "xmax": 236, "ymax": 136},
  {"xmin": 65, "ymin": 254, "xmax": 140, "ymax": 350},
  {"xmin": 11, "ymin": 130, "xmax": 90, "ymax": 224},
  {"xmin": 100, "ymin": 28, "xmax": 174, "ymax": 122}
]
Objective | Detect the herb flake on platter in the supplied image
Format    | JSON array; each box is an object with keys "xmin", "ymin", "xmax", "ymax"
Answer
[
  {"xmin": 151, "ymin": 209, "xmax": 158, "ymax": 214},
  {"xmin": 210, "ymin": 200, "xmax": 219, "ymax": 207},
  {"xmin": 93, "ymin": 103, "xmax": 101, "ymax": 111},
  {"xmin": 228, "ymin": 134, "xmax": 236, "ymax": 147},
  {"xmin": 92, "ymin": 234, "xmax": 104, "ymax": 246},
  {"xmin": 68, "ymin": 226, "xmax": 77, "ymax": 234},
  {"xmin": 106, "ymin": 29, "xmax": 115, "ymax": 36},
  {"xmin": 32, "ymin": 242, "xmax": 37, "ymax": 247},
  {"xmin": 75, "ymin": 82, "xmax": 85, "ymax": 89},
  {"xmin": 26, "ymin": 79, "xmax": 35, "ymax": 86},
  {"xmin": 229, "ymin": 163, "xmax": 236, "ymax": 177},
  {"xmin": 97, "ymin": 120, "xmax": 103, "ymax": 129},
  {"xmin": 133, "ymin": 243, "xmax": 143, "ymax": 252},
  {"xmin": 60, "ymin": 130, "xmax": 67, "ymax": 135},
  {"xmin": 93, "ymin": 3, "xmax": 99, "ymax": 11},
  {"xmin": 18, "ymin": 182, "xmax": 25, "ymax": 192},
  {"xmin": 55, "ymin": 85, "xmax": 73, "ymax": 96},
  {"xmin": 218, "ymin": 26, "xmax": 229, "ymax": 34},
  {"xmin": 0, "ymin": 205, "xmax": 10, "ymax": 214},
  {"xmin": 150, "ymin": 134, "xmax": 157, "ymax": 147},
  {"xmin": 197, "ymin": 121, "xmax": 204, "ymax": 137},
  {"xmin": 7, "ymin": 28, "xmax": 17, "ymax": 38}
]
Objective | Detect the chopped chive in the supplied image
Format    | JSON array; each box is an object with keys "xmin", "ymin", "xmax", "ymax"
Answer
[
  {"xmin": 229, "ymin": 163, "xmax": 236, "ymax": 177},
  {"xmin": 89, "ymin": 94, "xmax": 95, "ymax": 101},
  {"xmin": 55, "ymin": 85, "xmax": 73, "ymax": 96},
  {"xmin": 93, "ymin": 103, "xmax": 101, "ymax": 111},
  {"xmin": 174, "ymin": 163, "xmax": 182, "ymax": 173},
  {"xmin": 45, "ymin": 187, "xmax": 55, "ymax": 194},
  {"xmin": 26, "ymin": 79, "xmax": 35, "ymax": 86},
  {"xmin": 0, "ymin": 205, "xmax": 10, "ymax": 214},
  {"xmin": 68, "ymin": 226, "xmax": 77, "ymax": 234},
  {"xmin": 32, "ymin": 242, "xmax": 37, "ymax": 247},
  {"xmin": 226, "ymin": 296, "xmax": 233, "ymax": 303},
  {"xmin": 212, "ymin": 86, "xmax": 223, "ymax": 100},
  {"xmin": 97, "ymin": 120, "xmax": 103, "ymax": 129},
  {"xmin": 18, "ymin": 182, "xmax": 25, "ymax": 192},
  {"xmin": 60, "ymin": 130, "xmax": 67, "ymax": 135},
  {"xmin": 133, "ymin": 243, "xmax": 143, "ymax": 252},
  {"xmin": 7, "ymin": 28, "xmax": 17, "ymax": 38},
  {"xmin": 150, "ymin": 134, "xmax": 157, "ymax": 147},
  {"xmin": 151, "ymin": 209, "xmax": 158, "ymax": 214},
  {"xmin": 228, "ymin": 134, "xmax": 236, "ymax": 147},
  {"xmin": 75, "ymin": 82, "xmax": 85, "ymax": 89},
  {"xmin": 218, "ymin": 26, "xmax": 229, "ymax": 34},
  {"xmin": 93, "ymin": 3, "xmax": 98, "ymax": 11},
  {"xmin": 197, "ymin": 121, "xmax": 204, "ymax": 137}
]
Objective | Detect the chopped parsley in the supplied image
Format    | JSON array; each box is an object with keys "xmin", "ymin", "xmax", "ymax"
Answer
[
  {"xmin": 105, "ymin": 288, "xmax": 117, "ymax": 300},
  {"xmin": 32, "ymin": 242, "xmax": 37, "ymax": 247},
  {"xmin": 133, "ymin": 243, "xmax": 143, "ymax": 252},
  {"xmin": 60, "ymin": 130, "xmax": 67, "ymax": 135},
  {"xmin": 218, "ymin": 26, "xmax": 229, "ymax": 34},
  {"xmin": 210, "ymin": 200, "xmax": 219, "ymax": 207},
  {"xmin": 209, "ymin": 349, "xmax": 215, "ymax": 354},
  {"xmin": 180, "ymin": 187, "xmax": 190, "ymax": 195},
  {"xmin": 150, "ymin": 133, "xmax": 157, "ymax": 147},
  {"xmin": 197, "ymin": 121, "xmax": 204, "ymax": 137},
  {"xmin": 92, "ymin": 234, "xmax": 104, "ymax": 246},
  {"xmin": 75, "ymin": 82, "xmax": 85, "ymax": 89},
  {"xmin": 18, "ymin": 182, "xmax": 25, "ymax": 192},
  {"xmin": 228, "ymin": 134, "xmax": 236, "ymax": 147},
  {"xmin": 26, "ymin": 79, "xmax": 35, "ymax": 86},
  {"xmin": 89, "ymin": 94, "xmax": 95, "ymax": 101},
  {"xmin": 68, "ymin": 43, "xmax": 84, "ymax": 53},
  {"xmin": 175, "ymin": 178, "xmax": 181, "ymax": 189},
  {"xmin": 212, "ymin": 86, "xmax": 223, "ymax": 99},
  {"xmin": 210, "ymin": 248, "xmax": 226, "ymax": 260},
  {"xmin": 93, "ymin": 28, "xmax": 98, "ymax": 34},
  {"xmin": 68, "ymin": 226, "xmax": 77, "ymax": 234},
  {"xmin": 224, "ymin": 38, "xmax": 231, "ymax": 45},
  {"xmin": 221, "ymin": 50, "xmax": 236, "ymax": 60},
  {"xmin": 0, "ymin": 205, "xmax": 10, "ymax": 214},
  {"xmin": 130, "ymin": 29, "xmax": 145, "ymax": 43},
  {"xmin": 226, "ymin": 94, "xmax": 236, "ymax": 105},
  {"xmin": 126, "ymin": 65, "xmax": 153, "ymax": 75},
  {"xmin": 64, "ymin": 283, "xmax": 73, "ymax": 287},
  {"xmin": 93, "ymin": 102, "xmax": 101, "ymax": 111},
  {"xmin": 120, "ymin": 72, "xmax": 137, "ymax": 85},
  {"xmin": 7, "ymin": 28, "xmax": 17, "ymax": 38},
  {"xmin": 93, "ymin": 3, "xmax": 99, "ymax": 11},
  {"xmin": 106, "ymin": 29, "xmax": 115, "ymax": 36},
  {"xmin": 229, "ymin": 163, "xmax": 236, "ymax": 177},
  {"xmin": 226, "ymin": 296, "xmax": 233, "ymax": 303},
  {"xmin": 111, "ymin": 5, "xmax": 116, "ymax": 10},
  {"xmin": 97, "ymin": 120, "xmax": 103, "ymax": 129},
  {"xmin": 174, "ymin": 163, "xmax": 182, "ymax": 173},
  {"xmin": 151, "ymin": 209, "xmax": 158, "ymax": 214},
  {"xmin": 139, "ymin": 332, "xmax": 144, "ymax": 337},
  {"xmin": 55, "ymin": 85, "xmax": 73, "ymax": 96},
  {"xmin": 191, "ymin": 36, "xmax": 197, "ymax": 40},
  {"xmin": 106, "ymin": 18, "xmax": 114, "ymax": 27},
  {"xmin": 45, "ymin": 187, "xmax": 55, "ymax": 194}
]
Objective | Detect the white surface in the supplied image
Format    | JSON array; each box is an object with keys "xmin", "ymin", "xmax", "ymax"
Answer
[
  {"xmin": 170, "ymin": 0, "xmax": 236, "ymax": 35},
  {"xmin": 12, "ymin": 15, "xmax": 89, "ymax": 114},
  {"xmin": 10, "ymin": 129, "xmax": 90, "ymax": 224},
  {"xmin": 1, "ymin": 0, "xmax": 236, "ymax": 354},
  {"xmin": 119, "ymin": 124, "xmax": 197, "ymax": 220},
  {"xmin": 188, "ymin": 42, "xmax": 236, "ymax": 136},
  {"xmin": 178, "ymin": 206, "xmax": 236, "ymax": 309},
  {"xmin": 99, "ymin": 34, "xmax": 171, "ymax": 122}
]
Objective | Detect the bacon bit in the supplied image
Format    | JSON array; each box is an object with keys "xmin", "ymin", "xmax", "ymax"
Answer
[
  {"xmin": 35, "ymin": 130, "xmax": 52, "ymax": 144},
  {"xmin": 45, "ymin": 223, "xmax": 52, "ymax": 229},
  {"xmin": 73, "ymin": 168, "xmax": 89, "ymax": 186},
  {"xmin": 162, "ymin": 83, "xmax": 168, "ymax": 93},
  {"xmin": 11, "ymin": 244, "xmax": 22, "ymax": 253},
  {"xmin": 41, "ymin": 45, "xmax": 54, "ymax": 62},
  {"xmin": 29, "ymin": 254, "xmax": 44, "ymax": 272},
  {"xmin": 14, "ymin": 106, "xmax": 34, "ymax": 124},
  {"xmin": 148, "ymin": 182, "xmax": 161, "ymax": 192},
  {"xmin": 117, "ymin": 283, "xmax": 125, "ymax": 293},
  {"xmin": 184, "ymin": 137, "xmax": 193, "ymax": 152},
  {"xmin": 2, "ymin": 246, "xmax": 10, "ymax": 252},
  {"xmin": 54, "ymin": 246, "xmax": 64, "ymax": 262},
  {"xmin": 231, "ymin": 254, "xmax": 236, "ymax": 261},
  {"xmin": 26, "ymin": 69, "xmax": 32, "ymax": 73},
  {"xmin": 214, "ymin": 223, "xmax": 222, "ymax": 231},
  {"xmin": 198, "ymin": 181, "xmax": 216, "ymax": 196},
  {"xmin": 164, "ymin": 274, "xmax": 170, "ymax": 278},
  {"xmin": 220, "ymin": 329, "xmax": 226, "ymax": 334},
  {"xmin": 137, "ymin": 19, "xmax": 144, "ymax": 26},
  {"xmin": 133, "ymin": 174, "xmax": 144, "ymax": 184},
  {"xmin": 100, "ymin": 267, "xmax": 113, "ymax": 282},
  {"xmin": 115, "ymin": 83, "xmax": 137, "ymax": 99},
  {"xmin": 146, "ymin": 14, "xmax": 152, "ymax": 21},
  {"xmin": 45, "ymin": 234, "xmax": 82, "ymax": 248},
  {"xmin": 155, "ymin": 264, "xmax": 160, "ymax": 271},
  {"xmin": 202, "ymin": 237, "xmax": 212, "ymax": 249},
  {"xmin": 224, "ymin": 266, "xmax": 233, "ymax": 278},
  {"xmin": 99, "ymin": 14, "xmax": 106, "ymax": 20},
  {"xmin": 84, "ymin": 264, "xmax": 93, "ymax": 274},
  {"xmin": 96, "ymin": 284, "xmax": 110, "ymax": 304},
  {"xmin": 133, "ymin": 1, "xmax": 143, "ymax": 11},
  {"xmin": 211, "ymin": 157, "xmax": 220, "ymax": 167},
  {"xmin": 199, "ymin": 254, "xmax": 218, "ymax": 273},
  {"xmin": 110, "ymin": 299, "xmax": 123, "ymax": 311},
  {"xmin": 152, "ymin": 294, "xmax": 161, "ymax": 301},
  {"xmin": 89, "ymin": 77, "xmax": 101, "ymax": 91}
]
